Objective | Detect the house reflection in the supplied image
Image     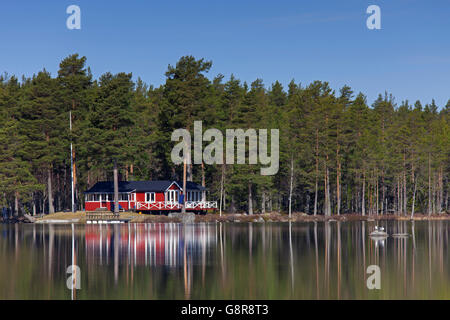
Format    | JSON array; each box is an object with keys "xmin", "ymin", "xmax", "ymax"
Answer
[
  {"xmin": 0, "ymin": 220, "xmax": 448, "ymax": 299},
  {"xmin": 85, "ymin": 223, "xmax": 216, "ymax": 267}
]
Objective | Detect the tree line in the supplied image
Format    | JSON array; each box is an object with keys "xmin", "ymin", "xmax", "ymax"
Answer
[{"xmin": 0, "ymin": 54, "xmax": 448, "ymax": 217}]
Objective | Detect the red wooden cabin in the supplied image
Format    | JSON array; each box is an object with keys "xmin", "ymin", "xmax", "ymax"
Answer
[{"xmin": 84, "ymin": 180, "xmax": 217, "ymax": 214}]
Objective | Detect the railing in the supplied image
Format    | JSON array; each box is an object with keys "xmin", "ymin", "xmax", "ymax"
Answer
[
  {"xmin": 136, "ymin": 201, "xmax": 218, "ymax": 210},
  {"xmin": 136, "ymin": 202, "xmax": 180, "ymax": 210},
  {"xmin": 185, "ymin": 201, "xmax": 218, "ymax": 209}
]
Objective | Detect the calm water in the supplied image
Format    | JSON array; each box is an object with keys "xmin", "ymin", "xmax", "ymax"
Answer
[{"xmin": 0, "ymin": 220, "xmax": 448, "ymax": 299}]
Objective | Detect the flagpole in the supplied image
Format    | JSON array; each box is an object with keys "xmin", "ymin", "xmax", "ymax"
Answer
[
  {"xmin": 70, "ymin": 111, "xmax": 75, "ymax": 213},
  {"xmin": 71, "ymin": 223, "xmax": 75, "ymax": 300}
]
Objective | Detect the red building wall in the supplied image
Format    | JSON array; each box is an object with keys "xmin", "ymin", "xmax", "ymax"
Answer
[{"xmin": 83, "ymin": 182, "xmax": 205, "ymax": 212}]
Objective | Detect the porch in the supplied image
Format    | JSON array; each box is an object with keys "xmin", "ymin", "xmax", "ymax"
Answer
[{"xmin": 136, "ymin": 201, "xmax": 218, "ymax": 211}]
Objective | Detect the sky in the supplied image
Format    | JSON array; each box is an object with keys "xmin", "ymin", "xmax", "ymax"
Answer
[{"xmin": 0, "ymin": 0, "xmax": 449, "ymax": 108}]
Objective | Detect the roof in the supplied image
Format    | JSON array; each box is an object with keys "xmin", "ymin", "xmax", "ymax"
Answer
[{"xmin": 84, "ymin": 180, "xmax": 206, "ymax": 194}]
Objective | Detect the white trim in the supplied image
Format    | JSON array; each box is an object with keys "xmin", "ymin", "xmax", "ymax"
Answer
[
  {"xmin": 165, "ymin": 189, "xmax": 179, "ymax": 203},
  {"xmin": 165, "ymin": 181, "xmax": 182, "ymax": 192},
  {"xmin": 145, "ymin": 192, "xmax": 156, "ymax": 203},
  {"xmin": 136, "ymin": 202, "xmax": 181, "ymax": 210},
  {"xmin": 185, "ymin": 201, "xmax": 218, "ymax": 209},
  {"xmin": 135, "ymin": 200, "xmax": 217, "ymax": 210}
]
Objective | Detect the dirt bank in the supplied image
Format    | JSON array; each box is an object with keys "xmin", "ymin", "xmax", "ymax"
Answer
[{"xmin": 15, "ymin": 210, "xmax": 449, "ymax": 224}]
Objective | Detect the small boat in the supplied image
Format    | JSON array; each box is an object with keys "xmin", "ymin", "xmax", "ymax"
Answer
[{"xmin": 370, "ymin": 226, "xmax": 388, "ymax": 237}]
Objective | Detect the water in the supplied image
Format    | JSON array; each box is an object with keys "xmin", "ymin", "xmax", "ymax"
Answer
[{"xmin": 0, "ymin": 221, "xmax": 448, "ymax": 299}]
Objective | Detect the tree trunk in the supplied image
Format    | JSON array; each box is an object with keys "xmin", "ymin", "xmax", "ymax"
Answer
[
  {"xmin": 248, "ymin": 183, "xmax": 253, "ymax": 215},
  {"xmin": 336, "ymin": 144, "xmax": 341, "ymax": 216},
  {"xmin": 438, "ymin": 166, "xmax": 443, "ymax": 213},
  {"xmin": 32, "ymin": 193, "xmax": 36, "ymax": 216},
  {"xmin": 230, "ymin": 195, "xmax": 235, "ymax": 213},
  {"xmin": 187, "ymin": 147, "xmax": 193, "ymax": 182},
  {"xmin": 305, "ymin": 192, "xmax": 310, "ymax": 214},
  {"xmin": 71, "ymin": 103, "xmax": 77, "ymax": 207},
  {"xmin": 223, "ymin": 188, "xmax": 226, "ymax": 212},
  {"xmin": 314, "ymin": 129, "xmax": 319, "ymax": 216},
  {"xmin": 72, "ymin": 143, "xmax": 77, "ymax": 211},
  {"xmin": 326, "ymin": 166, "xmax": 331, "ymax": 215},
  {"xmin": 48, "ymin": 168, "xmax": 54, "ymax": 214},
  {"xmin": 411, "ymin": 176, "xmax": 417, "ymax": 219},
  {"xmin": 324, "ymin": 165, "xmax": 331, "ymax": 216},
  {"xmin": 201, "ymin": 162, "xmax": 206, "ymax": 201},
  {"xmin": 113, "ymin": 160, "xmax": 119, "ymax": 215},
  {"xmin": 314, "ymin": 179, "xmax": 318, "ymax": 216},
  {"xmin": 261, "ymin": 191, "xmax": 266, "ymax": 214},
  {"xmin": 428, "ymin": 153, "xmax": 432, "ymax": 216},
  {"xmin": 403, "ymin": 153, "xmax": 407, "ymax": 216},
  {"xmin": 398, "ymin": 177, "xmax": 401, "ymax": 215},
  {"xmin": 219, "ymin": 165, "xmax": 225, "ymax": 216},
  {"xmin": 375, "ymin": 173, "xmax": 379, "ymax": 216},
  {"xmin": 381, "ymin": 172, "xmax": 385, "ymax": 215},
  {"xmin": 432, "ymin": 173, "xmax": 436, "ymax": 214},
  {"xmin": 288, "ymin": 156, "xmax": 294, "ymax": 218},
  {"xmin": 182, "ymin": 156, "xmax": 187, "ymax": 214},
  {"xmin": 14, "ymin": 192, "xmax": 19, "ymax": 217},
  {"xmin": 361, "ymin": 169, "xmax": 366, "ymax": 216}
]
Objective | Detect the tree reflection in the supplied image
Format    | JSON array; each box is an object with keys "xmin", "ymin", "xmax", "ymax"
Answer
[{"xmin": 0, "ymin": 221, "xmax": 448, "ymax": 299}]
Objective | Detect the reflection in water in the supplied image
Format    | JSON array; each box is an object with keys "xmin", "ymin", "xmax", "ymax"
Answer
[{"xmin": 0, "ymin": 221, "xmax": 448, "ymax": 299}]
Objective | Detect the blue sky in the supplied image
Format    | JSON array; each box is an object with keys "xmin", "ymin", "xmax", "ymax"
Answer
[{"xmin": 0, "ymin": 0, "xmax": 449, "ymax": 108}]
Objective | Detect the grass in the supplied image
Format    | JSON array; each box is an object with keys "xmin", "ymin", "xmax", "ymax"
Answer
[
  {"xmin": 32, "ymin": 210, "xmax": 450, "ymax": 224},
  {"xmin": 36, "ymin": 210, "xmax": 138, "ymax": 222}
]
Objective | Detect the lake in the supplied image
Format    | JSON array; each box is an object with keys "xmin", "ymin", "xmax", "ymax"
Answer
[{"xmin": 0, "ymin": 220, "xmax": 448, "ymax": 299}]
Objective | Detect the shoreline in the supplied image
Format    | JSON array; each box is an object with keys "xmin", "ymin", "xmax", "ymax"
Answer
[{"xmin": 3, "ymin": 211, "xmax": 449, "ymax": 224}]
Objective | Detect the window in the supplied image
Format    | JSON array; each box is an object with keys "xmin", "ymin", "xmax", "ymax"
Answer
[
  {"xmin": 145, "ymin": 192, "xmax": 156, "ymax": 203},
  {"xmin": 118, "ymin": 193, "xmax": 129, "ymax": 201},
  {"xmin": 166, "ymin": 190, "xmax": 178, "ymax": 203},
  {"xmin": 86, "ymin": 194, "xmax": 100, "ymax": 202}
]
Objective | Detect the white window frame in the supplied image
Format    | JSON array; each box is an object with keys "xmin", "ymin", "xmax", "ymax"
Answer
[
  {"xmin": 166, "ymin": 190, "xmax": 179, "ymax": 203},
  {"xmin": 145, "ymin": 192, "xmax": 156, "ymax": 203}
]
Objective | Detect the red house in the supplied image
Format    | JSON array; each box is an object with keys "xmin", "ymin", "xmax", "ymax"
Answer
[{"xmin": 84, "ymin": 180, "xmax": 217, "ymax": 214}]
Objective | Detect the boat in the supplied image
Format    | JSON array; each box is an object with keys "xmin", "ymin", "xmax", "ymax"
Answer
[{"xmin": 370, "ymin": 226, "xmax": 388, "ymax": 237}]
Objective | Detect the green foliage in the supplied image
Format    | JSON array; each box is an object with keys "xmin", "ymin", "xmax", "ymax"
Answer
[{"xmin": 0, "ymin": 54, "xmax": 448, "ymax": 216}]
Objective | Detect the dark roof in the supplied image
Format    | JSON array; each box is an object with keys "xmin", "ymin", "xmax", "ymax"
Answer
[
  {"xmin": 180, "ymin": 181, "xmax": 206, "ymax": 191},
  {"xmin": 85, "ymin": 180, "xmax": 206, "ymax": 194}
]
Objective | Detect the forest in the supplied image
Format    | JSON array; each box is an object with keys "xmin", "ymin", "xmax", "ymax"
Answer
[{"xmin": 0, "ymin": 54, "xmax": 448, "ymax": 217}]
